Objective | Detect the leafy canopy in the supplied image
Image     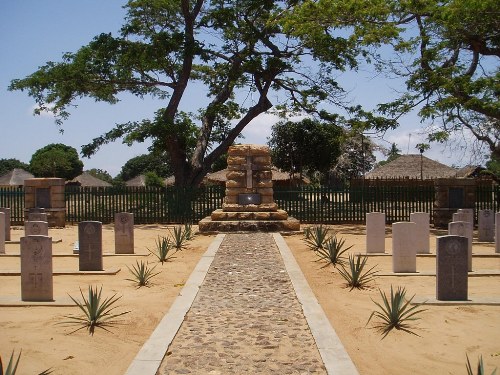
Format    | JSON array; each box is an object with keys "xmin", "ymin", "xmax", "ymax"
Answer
[{"xmin": 29, "ymin": 143, "xmax": 83, "ymax": 180}]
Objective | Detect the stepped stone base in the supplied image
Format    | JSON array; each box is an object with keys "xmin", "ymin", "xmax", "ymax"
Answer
[
  {"xmin": 211, "ymin": 209, "xmax": 288, "ymax": 221},
  {"xmin": 198, "ymin": 216, "xmax": 300, "ymax": 233}
]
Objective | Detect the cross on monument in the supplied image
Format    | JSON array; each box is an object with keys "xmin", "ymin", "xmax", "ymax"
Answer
[{"xmin": 246, "ymin": 156, "xmax": 253, "ymax": 189}]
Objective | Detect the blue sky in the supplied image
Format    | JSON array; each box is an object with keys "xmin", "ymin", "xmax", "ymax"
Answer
[{"xmin": 0, "ymin": 1, "xmax": 477, "ymax": 177}]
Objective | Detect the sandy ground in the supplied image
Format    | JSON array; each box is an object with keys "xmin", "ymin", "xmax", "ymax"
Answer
[{"xmin": 0, "ymin": 224, "xmax": 499, "ymax": 374}]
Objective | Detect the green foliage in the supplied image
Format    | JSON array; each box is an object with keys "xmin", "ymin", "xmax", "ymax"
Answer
[
  {"xmin": 169, "ymin": 225, "xmax": 189, "ymax": 250},
  {"xmin": 466, "ymin": 355, "xmax": 498, "ymax": 375},
  {"xmin": 0, "ymin": 159, "xmax": 29, "ymax": 177},
  {"xmin": 85, "ymin": 168, "xmax": 113, "ymax": 184},
  {"xmin": 29, "ymin": 143, "xmax": 83, "ymax": 179},
  {"xmin": 367, "ymin": 286, "xmax": 427, "ymax": 339},
  {"xmin": 183, "ymin": 223, "xmax": 193, "ymax": 241},
  {"xmin": 148, "ymin": 236, "xmax": 175, "ymax": 264},
  {"xmin": 144, "ymin": 171, "xmax": 165, "ymax": 187},
  {"xmin": 315, "ymin": 235, "xmax": 352, "ymax": 267},
  {"xmin": 126, "ymin": 260, "xmax": 161, "ymax": 287},
  {"xmin": 62, "ymin": 286, "xmax": 130, "ymax": 335},
  {"xmin": 338, "ymin": 254, "xmax": 378, "ymax": 290},
  {"xmin": 330, "ymin": 134, "xmax": 377, "ymax": 180},
  {"xmin": 117, "ymin": 153, "xmax": 171, "ymax": 182},
  {"xmin": 303, "ymin": 225, "xmax": 331, "ymax": 250},
  {"xmin": 0, "ymin": 351, "xmax": 20, "ymax": 375}
]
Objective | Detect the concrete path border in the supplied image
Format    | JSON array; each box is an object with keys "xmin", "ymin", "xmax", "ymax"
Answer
[
  {"xmin": 124, "ymin": 233, "xmax": 225, "ymax": 375},
  {"xmin": 273, "ymin": 233, "xmax": 359, "ymax": 375}
]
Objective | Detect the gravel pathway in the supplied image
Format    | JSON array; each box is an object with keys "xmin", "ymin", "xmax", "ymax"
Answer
[{"xmin": 158, "ymin": 233, "xmax": 327, "ymax": 374}]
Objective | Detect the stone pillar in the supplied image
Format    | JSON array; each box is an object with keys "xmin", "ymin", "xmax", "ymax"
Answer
[
  {"xmin": 0, "ymin": 207, "xmax": 11, "ymax": 241},
  {"xmin": 27, "ymin": 212, "xmax": 48, "ymax": 222},
  {"xmin": 448, "ymin": 221, "xmax": 473, "ymax": 271},
  {"xmin": 20, "ymin": 235, "xmax": 53, "ymax": 301},
  {"xmin": 392, "ymin": 222, "xmax": 417, "ymax": 273},
  {"xmin": 496, "ymin": 213, "xmax": 500, "ymax": 254},
  {"xmin": 25, "ymin": 221, "xmax": 49, "ymax": 237},
  {"xmin": 0, "ymin": 213, "xmax": 5, "ymax": 254},
  {"xmin": 436, "ymin": 235, "xmax": 468, "ymax": 301},
  {"xmin": 478, "ymin": 209, "xmax": 494, "ymax": 242},
  {"xmin": 78, "ymin": 221, "xmax": 103, "ymax": 271},
  {"xmin": 115, "ymin": 212, "xmax": 134, "ymax": 254},
  {"xmin": 410, "ymin": 212, "xmax": 430, "ymax": 254},
  {"xmin": 366, "ymin": 212, "xmax": 385, "ymax": 253}
]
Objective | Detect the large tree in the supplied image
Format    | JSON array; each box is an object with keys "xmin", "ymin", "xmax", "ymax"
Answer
[
  {"xmin": 282, "ymin": 0, "xmax": 499, "ymax": 160},
  {"xmin": 0, "ymin": 158, "xmax": 29, "ymax": 176},
  {"xmin": 117, "ymin": 153, "xmax": 172, "ymax": 181},
  {"xmin": 29, "ymin": 143, "xmax": 83, "ymax": 180},
  {"xmin": 9, "ymin": 0, "xmax": 375, "ymax": 187}
]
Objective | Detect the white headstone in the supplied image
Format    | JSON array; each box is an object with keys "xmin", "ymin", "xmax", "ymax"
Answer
[
  {"xmin": 0, "ymin": 207, "xmax": 11, "ymax": 241},
  {"xmin": 115, "ymin": 212, "xmax": 134, "ymax": 254},
  {"xmin": 448, "ymin": 221, "xmax": 473, "ymax": 271},
  {"xmin": 392, "ymin": 222, "xmax": 417, "ymax": 273},
  {"xmin": 457, "ymin": 209, "xmax": 474, "ymax": 225},
  {"xmin": 366, "ymin": 212, "xmax": 385, "ymax": 253},
  {"xmin": 410, "ymin": 212, "xmax": 430, "ymax": 254},
  {"xmin": 0, "ymin": 213, "xmax": 5, "ymax": 254},
  {"xmin": 478, "ymin": 209, "xmax": 494, "ymax": 242}
]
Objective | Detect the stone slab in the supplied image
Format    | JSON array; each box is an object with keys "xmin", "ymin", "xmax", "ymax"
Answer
[
  {"xmin": 115, "ymin": 212, "xmax": 134, "ymax": 254},
  {"xmin": 436, "ymin": 235, "xmax": 468, "ymax": 301},
  {"xmin": 198, "ymin": 217, "xmax": 300, "ymax": 232},
  {"xmin": 79, "ymin": 221, "xmax": 103, "ymax": 271},
  {"xmin": 20, "ymin": 235, "xmax": 53, "ymax": 301},
  {"xmin": 366, "ymin": 212, "xmax": 385, "ymax": 254}
]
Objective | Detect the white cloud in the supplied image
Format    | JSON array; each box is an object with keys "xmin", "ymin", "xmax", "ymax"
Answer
[{"xmin": 30, "ymin": 103, "xmax": 56, "ymax": 118}]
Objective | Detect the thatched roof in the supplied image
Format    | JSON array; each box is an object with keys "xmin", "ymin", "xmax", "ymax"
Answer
[
  {"xmin": 0, "ymin": 168, "xmax": 34, "ymax": 186},
  {"xmin": 204, "ymin": 167, "xmax": 310, "ymax": 185},
  {"xmin": 68, "ymin": 172, "xmax": 112, "ymax": 187},
  {"xmin": 366, "ymin": 154, "xmax": 457, "ymax": 179},
  {"xmin": 455, "ymin": 165, "xmax": 485, "ymax": 178},
  {"xmin": 125, "ymin": 175, "xmax": 147, "ymax": 187}
]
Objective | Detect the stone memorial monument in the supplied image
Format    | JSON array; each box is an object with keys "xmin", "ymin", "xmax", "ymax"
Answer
[
  {"xmin": 24, "ymin": 178, "xmax": 65, "ymax": 227},
  {"xmin": 199, "ymin": 145, "xmax": 300, "ymax": 232},
  {"xmin": 478, "ymin": 209, "xmax": 494, "ymax": 242},
  {"xmin": 410, "ymin": 212, "xmax": 430, "ymax": 254},
  {"xmin": 20, "ymin": 235, "xmax": 53, "ymax": 301},
  {"xmin": 78, "ymin": 221, "xmax": 103, "ymax": 271},
  {"xmin": 0, "ymin": 212, "xmax": 5, "ymax": 254},
  {"xmin": 392, "ymin": 222, "xmax": 417, "ymax": 273},
  {"xmin": 25, "ymin": 221, "xmax": 49, "ymax": 237},
  {"xmin": 0, "ymin": 207, "xmax": 11, "ymax": 241},
  {"xmin": 436, "ymin": 235, "xmax": 468, "ymax": 301},
  {"xmin": 448, "ymin": 221, "xmax": 473, "ymax": 271},
  {"xmin": 115, "ymin": 212, "xmax": 134, "ymax": 254},
  {"xmin": 366, "ymin": 212, "xmax": 386, "ymax": 253}
]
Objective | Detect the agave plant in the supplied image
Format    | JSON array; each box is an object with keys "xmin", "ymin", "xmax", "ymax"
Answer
[
  {"xmin": 61, "ymin": 286, "xmax": 130, "ymax": 335},
  {"xmin": 338, "ymin": 254, "xmax": 378, "ymax": 290},
  {"xmin": 126, "ymin": 260, "xmax": 161, "ymax": 287},
  {"xmin": 0, "ymin": 351, "xmax": 20, "ymax": 375},
  {"xmin": 183, "ymin": 223, "xmax": 194, "ymax": 241},
  {"xmin": 315, "ymin": 235, "xmax": 352, "ymax": 267},
  {"xmin": 303, "ymin": 224, "xmax": 331, "ymax": 250},
  {"xmin": 148, "ymin": 236, "xmax": 175, "ymax": 264},
  {"xmin": 169, "ymin": 225, "xmax": 188, "ymax": 250},
  {"xmin": 466, "ymin": 355, "xmax": 498, "ymax": 375},
  {"xmin": 367, "ymin": 286, "xmax": 427, "ymax": 339}
]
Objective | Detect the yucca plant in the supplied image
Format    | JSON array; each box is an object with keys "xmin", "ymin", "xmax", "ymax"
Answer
[
  {"xmin": 338, "ymin": 254, "xmax": 378, "ymax": 290},
  {"xmin": 367, "ymin": 286, "xmax": 426, "ymax": 339},
  {"xmin": 303, "ymin": 224, "xmax": 331, "ymax": 250},
  {"xmin": 61, "ymin": 286, "xmax": 130, "ymax": 335},
  {"xmin": 315, "ymin": 235, "xmax": 352, "ymax": 267},
  {"xmin": 126, "ymin": 260, "xmax": 161, "ymax": 287},
  {"xmin": 148, "ymin": 236, "xmax": 175, "ymax": 264},
  {"xmin": 169, "ymin": 225, "xmax": 188, "ymax": 250},
  {"xmin": 0, "ymin": 351, "xmax": 20, "ymax": 375},
  {"xmin": 466, "ymin": 355, "xmax": 498, "ymax": 375},
  {"xmin": 183, "ymin": 223, "xmax": 194, "ymax": 240}
]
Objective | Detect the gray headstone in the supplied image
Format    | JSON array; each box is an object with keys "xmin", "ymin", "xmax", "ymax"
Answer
[
  {"xmin": 20, "ymin": 235, "xmax": 53, "ymax": 301},
  {"xmin": 392, "ymin": 222, "xmax": 417, "ymax": 272},
  {"xmin": 28, "ymin": 212, "xmax": 48, "ymax": 222},
  {"xmin": 410, "ymin": 212, "xmax": 430, "ymax": 254},
  {"xmin": 436, "ymin": 235, "xmax": 468, "ymax": 301},
  {"xmin": 448, "ymin": 221, "xmax": 473, "ymax": 271},
  {"xmin": 478, "ymin": 209, "xmax": 494, "ymax": 242},
  {"xmin": 366, "ymin": 212, "xmax": 385, "ymax": 253},
  {"xmin": 25, "ymin": 221, "xmax": 49, "ymax": 237},
  {"xmin": 78, "ymin": 221, "xmax": 103, "ymax": 271},
  {"xmin": 0, "ymin": 213, "xmax": 5, "ymax": 254},
  {"xmin": 457, "ymin": 209, "xmax": 474, "ymax": 225},
  {"xmin": 114, "ymin": 212, "xmax": 134, "ymax": 254},
  {"xmin": 0, "ymin": 207, "xmax": 11, "ymax": 241},
  {"xmin": 496, "ymin": 212, "xmax": 500, "ymax": 254}
]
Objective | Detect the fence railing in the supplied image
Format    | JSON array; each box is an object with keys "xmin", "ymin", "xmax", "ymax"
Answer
[{"xmin": 0, "ymin": 183, "xmax": 498, "ymax": 225}]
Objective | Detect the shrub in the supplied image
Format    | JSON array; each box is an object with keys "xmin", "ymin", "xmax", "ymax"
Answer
[
  {"xmin": 169, "ymin": 225, "xmax": 188, "ymax": 250},
  {"xmin": 338, "ymin": 254, "xmax": 378, "ymax": 290},
  {"xmin": 126, "ymin": 260, "xmax": 161, "ymax": 287}
]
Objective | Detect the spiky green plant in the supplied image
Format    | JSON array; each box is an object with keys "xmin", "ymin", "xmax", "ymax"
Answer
[
  {"xmin": 0, "ymin": 351, "xmax": 21, "ymax": 375},
  {"xmin": 338, "ymin": 254, "xmax": 378, "ymax": 290},
  {"xmin": 126, "ymin": 260, "xmax": 161, "ymax": 287},
  {"xmin": 183, "ymin": 223, "xmax": 193, "ymax": 240},
  {"xmin": 303, "ymin": 224, "xmax": 331, "ymax": 250},
  {"xmin": 148, "ymin": 236, "xmax": 175, "ymax": 264},
  {"xmin": 367, "ymin": 286, "xmax": 427, "ymax": 339},
  {"xmin": 61, "ymin": 286, "xmax": 130, "ymax": 335},
  {"xmin": 466, "ymin": 355, "xmax": 498, "ymax": 375},
  {"xmin": 169, "ymin": 225, "xmax": 188, "ymax": 250},
  {"xmin": 315, "ymin": 235, "xmax": 352, "ymax": 267}
]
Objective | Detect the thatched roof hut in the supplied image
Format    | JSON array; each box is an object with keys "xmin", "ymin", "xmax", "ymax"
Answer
[
  {"xmin": 366, "ymin": 154, "xmax": 457, "ymax": 179},
  {"xmin": 203, "ymin": 167, "xmax": 310, "ymax": 186},
  {"xmin": 67, "ymin": 172, "xmax": 112, "ymax": 187},
  {"xmin": 0, "ymin": 168, "xmax": 34, "ymax": 186},
  {"xmin": 125, "ymin": 175, "xmax": 147, "ymax": 187}
]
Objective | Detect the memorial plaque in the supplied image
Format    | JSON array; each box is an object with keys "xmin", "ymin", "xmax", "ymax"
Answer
[
  {"xmin": 410, "ymin": 212, "xmax": 430, "ymax": 254},
  {"xmin": 25, "ymin": 221, "xmax": 49, "ymax": 236},
  {"xmin": 448, "ymin": 221, "xmax": 473, "ymax": 271},
  {"xmin": 366, "ymin": 212, "xmax": 385, "ymax": 253},
  {"xmin": 28, "ymin": 212, "xmax": 48, "ymax": 222},
  {"xmin": 0, "ymin": 207, "xmax": 11, "ymax": 241},
  {"xmin": 78, "ymin": 221, "xmax": 103, "ymax": 271},
  {"xmin": 436, "ymin": 235, "xmax": 468, "ymax": 301},
  {"xmin": 20, "ymin": 235, "xmax": 53, "ymax": 301},
  {"xmin": 238, "ymin": 193, "xmax": 261, "ymax": 205},
  {"xmin": 448, "ymin": 187, "xmax": 464, "ymax": 208},
  {"xmin": 478, "ymin": 209, "xmax": 494, "ymax": 242},
  {"xmin": 392, "ymin": 222, "xmax": 417, "ymax": 273},
  {"xmin": 36, "ymin": 188, "xmax": 51, "ymax": 208},
  {"xmin": 115, "ymin": 212, "xmax": 134, "ymax": 254},
  {"xmin": 0, "ymin": 213, "xmax": 5, "ymax": 254}
]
